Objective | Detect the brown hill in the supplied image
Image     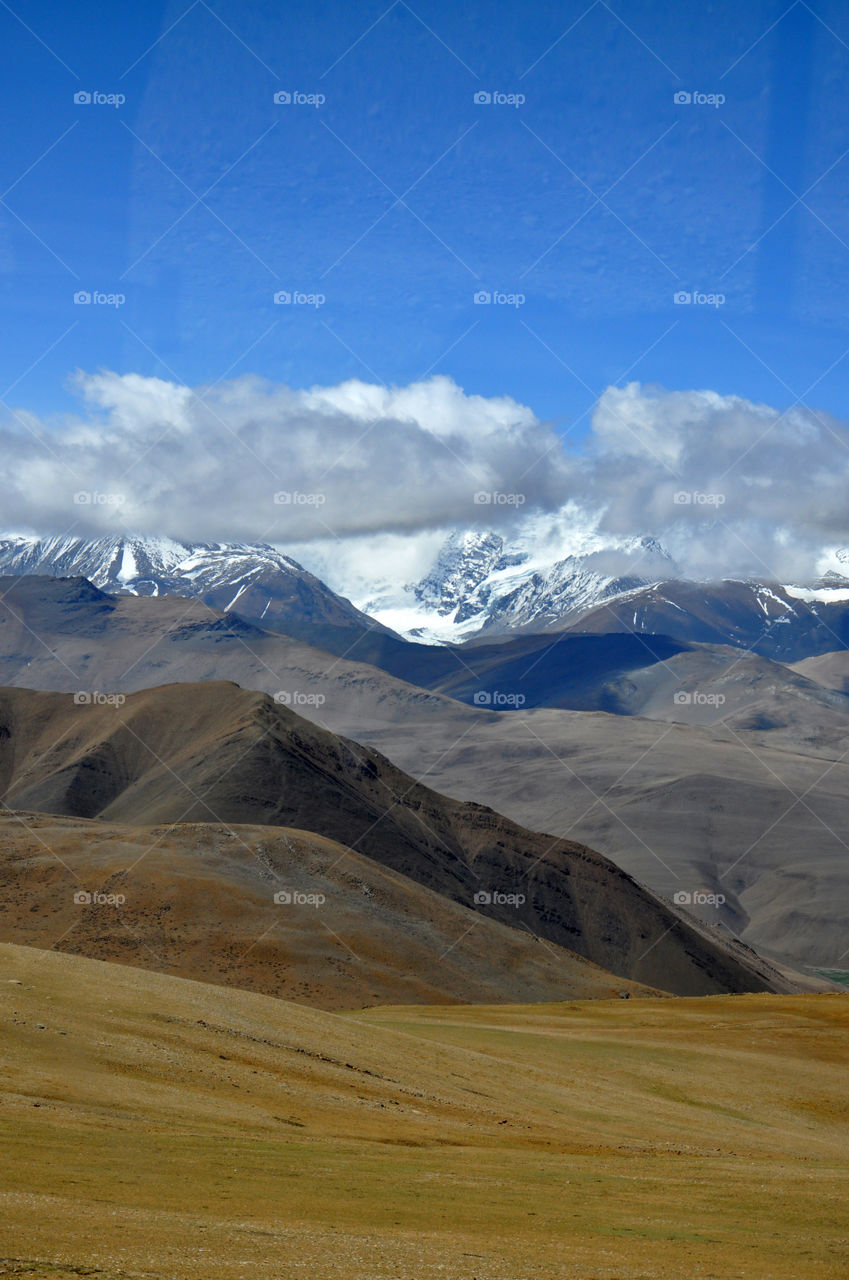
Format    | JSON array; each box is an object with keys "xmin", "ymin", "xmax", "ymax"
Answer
[
  {"xmin": 790, "ymin": 648, "xmax": 849, "ymax": 693},
  {"xmin": 365, "ymin": 704, "xmax": 849, "ymax": 971},
  {"xmin": 0, "ymin": 812, "xmax": 660, "ymax": 1007},
  {"xmin": 0, "ymin": 681, "xmax": 797, "ymax": 996},
  {"xmin": 0, "ymin": 573, "xmax": 451, "ymax": 729}
]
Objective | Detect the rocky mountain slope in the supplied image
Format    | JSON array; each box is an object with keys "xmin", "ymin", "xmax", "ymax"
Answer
[
  {"xmin": 569, "ymin": 578, "xmax": 849, "ymax": 661},
  {"xmin": 0, "ymin": 813, "xmax": 656, "ymax": 1007},
  {"xmin": 0, "ymin": 681, "xmax": 797, "ymax": 996}
]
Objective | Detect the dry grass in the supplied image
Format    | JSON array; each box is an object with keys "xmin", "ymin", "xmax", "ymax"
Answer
[
  {"xmin": 0, "ymin": 813, "xmax": 659, "ymax": 1007},
  {"xmin": 1, "ymin": 942, "xmax": 847, "ymax": 1279}
]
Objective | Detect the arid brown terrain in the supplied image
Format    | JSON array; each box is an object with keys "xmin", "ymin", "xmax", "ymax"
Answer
[
  {"xmin": 0, "ymin": 812, "xmax": 660, "ymax": 1006},
  {"xmin": 1, "ymin": 943, "xmax": 847, "ymax": 1280},
  {"xmin": 0, "ymin": 681, "xmax": 801, "ymax": 995}
]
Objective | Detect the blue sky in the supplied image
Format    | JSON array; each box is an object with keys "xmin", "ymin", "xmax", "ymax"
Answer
[{"xmin": 2, "ymin": 0, "xmax": 849, "ymax": 431}]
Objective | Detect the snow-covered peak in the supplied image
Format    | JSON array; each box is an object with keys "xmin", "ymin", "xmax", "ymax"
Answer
[
  {"xmin": 414, "ymin": 530, "xmax": 508, "ymax": 617},
  {"xmin": 289, "ymin": 515, "xmax": 678, "ymax": 643},
  {"xmin": 0, "ymin": 533, "xmax": 309, "ymax": 597}
]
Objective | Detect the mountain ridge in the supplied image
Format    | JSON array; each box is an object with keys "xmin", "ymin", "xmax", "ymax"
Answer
[
  {"xmin": 0, "ymin": 532, "xmax": 400, "ymax": 652},
  {"xmin": 0, "ymin": 679, "xmax": 799, "ymax": 997},
  {"xmin": 5, "ymin": 529, "xmax": 849, "ymax": 660}
]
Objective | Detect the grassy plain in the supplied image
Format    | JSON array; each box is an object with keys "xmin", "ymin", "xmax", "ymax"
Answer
[{"xmin": 1, "ymin": 942, "xmax": 847, "ymax": 1279}]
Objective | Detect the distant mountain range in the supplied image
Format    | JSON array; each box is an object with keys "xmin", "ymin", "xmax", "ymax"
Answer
[
  {"xmin": 3, "ymin": 530, "xmax": 849, "ymax": 661},
  {"xmin": 7, "ymin": 573, "xmax": 848, "ymax": 736},
  {"xmin": 0, "ymin": 533, "xmax": 398, "ymax": 655}
]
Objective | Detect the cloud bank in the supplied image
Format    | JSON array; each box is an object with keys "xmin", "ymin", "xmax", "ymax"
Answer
[
  {"xmin": 0, "ymin": 371, "xmax": 567, "ymax": 543},
  {"xmin": 587, "ymin": 383, "xmax": 849, "ymax": 581},
  {"xmin": 3, "ymin": 370, "xmax": 849, "ymax": 583}
]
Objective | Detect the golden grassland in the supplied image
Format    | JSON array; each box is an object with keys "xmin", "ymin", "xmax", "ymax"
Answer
[{"xmin": 1, "ymin": 941, "xmax": 847, "ymax": 1279}]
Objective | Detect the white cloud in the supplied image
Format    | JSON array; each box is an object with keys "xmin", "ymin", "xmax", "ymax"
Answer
[
  {"xmin": 3, "ymin": 371, "xmax": 849, "ymax": 585},
  {"xmin": 584, "ymin": 382, "xmax": 849, "ymax": 581},
  {"xmin": 0, "ymin": 371, "xmax": 569, "ymax": 542}
]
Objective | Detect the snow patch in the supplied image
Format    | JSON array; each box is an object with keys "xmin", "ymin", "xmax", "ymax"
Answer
[
  {"xmin": 116, "ymin": 543, "xmax": 137, "ymax": 584},
  {"xmin": 785, "ymin": 584, "xmax": 849, "ymax": 604}
]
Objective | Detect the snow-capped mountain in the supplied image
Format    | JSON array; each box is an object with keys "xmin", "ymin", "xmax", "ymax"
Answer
[
  {"xmin": 289, "ymin": 519, "xmax": 849, "ymax": 658},
  {"xmin": 4, "ymin": 528, "xmax": 849, "ymax": 662},
  {"xmin": 434, "ymin": 535, "xmax": 675, "ymax": 638},
  {"xmin": 414, "ymin": 531, "xmax": 507, "ymax": 619},
  {"xmin": 0, "ymin": 534, "xmax": 396, "ymax": 649},
  {"xmin": 316, "ymin": 522, "xmax": 680, "ymax": 643},
  {"xmin": 551, "ymin": 576, "xmax": 849, "ymax": 662},
  {"xmin": 0, "ymin": 520, "xmax": 676, "ymax": 649}
]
